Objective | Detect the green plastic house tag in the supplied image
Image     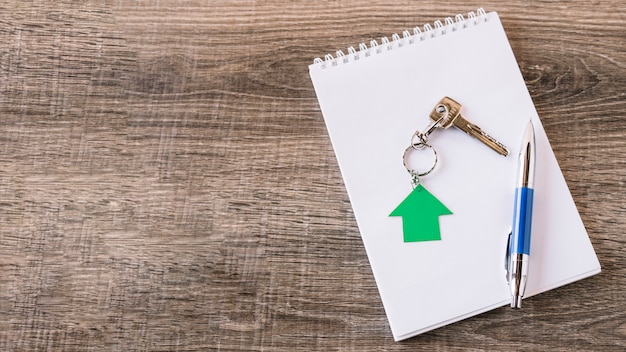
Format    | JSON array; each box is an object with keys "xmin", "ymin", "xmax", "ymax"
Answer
[{"xmin": 389, "ymin": 184, "xmax": 452, "ymax": 242}]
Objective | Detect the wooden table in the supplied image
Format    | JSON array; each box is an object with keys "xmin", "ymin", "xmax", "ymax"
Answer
[{"xmin": 0, "ymin": 1, "xmax": 624, "ymax": 350}]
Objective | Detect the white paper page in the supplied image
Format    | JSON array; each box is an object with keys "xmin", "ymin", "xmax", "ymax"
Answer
[{"xmin": 309, "ymin": 12, "xmax": 600, "ymax": 341}]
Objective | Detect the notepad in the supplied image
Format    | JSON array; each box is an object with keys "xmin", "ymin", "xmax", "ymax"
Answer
[{"xmin": 309, "ymin": 9, "xmax": 600, "ymax": 341}]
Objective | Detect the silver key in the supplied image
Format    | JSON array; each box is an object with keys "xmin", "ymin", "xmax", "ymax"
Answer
[{"xmin": 429, "ymin": 97, "xmax": 509, "ymax": 156}]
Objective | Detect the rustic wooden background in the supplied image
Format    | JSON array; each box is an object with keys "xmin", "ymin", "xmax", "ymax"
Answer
[{"xmin": 0, "ymin": 0, "xmax": 624, "ymax": 351}]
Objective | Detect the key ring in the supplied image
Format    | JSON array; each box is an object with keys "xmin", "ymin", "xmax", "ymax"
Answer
[
  {"xmin": 402, "ymin": 143, "xmax": 438, "ymax": 187},
  {"xmin": 401, "ymin": 105, "xmax": 448, "ymax": 187}
]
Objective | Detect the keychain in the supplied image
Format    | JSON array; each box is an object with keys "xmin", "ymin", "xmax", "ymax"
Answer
[
  {"xmin": 389, "ymin": 105, "xmax": 452, "ymax": 243},
  {"xmin": 390, "ymin": 97, "xmax": 509, "ymax": 242}
]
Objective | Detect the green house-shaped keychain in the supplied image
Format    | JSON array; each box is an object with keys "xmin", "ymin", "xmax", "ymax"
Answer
[{"xmin": 390, "ymin": 184, "xmax": 452, "ymax": 242}]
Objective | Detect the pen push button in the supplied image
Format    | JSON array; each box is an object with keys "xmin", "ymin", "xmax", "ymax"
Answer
[{"xmin": 429, "ymin": 97, "xmax": 509, "ymax": 156}]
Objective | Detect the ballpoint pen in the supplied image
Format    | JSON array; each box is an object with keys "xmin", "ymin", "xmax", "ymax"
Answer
[{"xmin": 507, "ymin": 120, "xmax": 536, "ymax": 309}]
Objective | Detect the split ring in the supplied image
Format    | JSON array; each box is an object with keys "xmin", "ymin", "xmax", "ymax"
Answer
[{"xmin": 402, "ymin": 142, "xmax": 438, "ymax": 177}]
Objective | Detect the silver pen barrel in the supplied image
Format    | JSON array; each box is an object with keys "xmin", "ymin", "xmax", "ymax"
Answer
[{"xmin": 509, "ymin": 120, "xmax": 536, "ymax": 308}]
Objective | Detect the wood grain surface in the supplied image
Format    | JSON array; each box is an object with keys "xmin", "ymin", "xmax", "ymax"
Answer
[{"xmin": 0, "ymin": 1, "xmax": 624, "ymax": 351}]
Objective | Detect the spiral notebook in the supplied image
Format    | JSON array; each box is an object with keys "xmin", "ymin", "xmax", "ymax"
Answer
[{"xmin": 309, "ymin": 9, "xmax": 600, "ymax": 341}]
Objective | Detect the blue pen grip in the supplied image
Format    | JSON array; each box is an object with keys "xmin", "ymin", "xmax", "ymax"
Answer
[{"xmin": 511, "ymin": 187, "xmax": 534, "ymax": 255}]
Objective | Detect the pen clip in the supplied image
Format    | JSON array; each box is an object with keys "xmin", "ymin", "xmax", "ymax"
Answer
[{"xmin": 505, "ymin": 229, "xmax": 512, "ymax": 282}]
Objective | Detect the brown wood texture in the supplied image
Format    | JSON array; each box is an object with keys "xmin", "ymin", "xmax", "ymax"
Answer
[{"xmin": 0, "ymin": 1, "xmax": 624, "ymax": 351}]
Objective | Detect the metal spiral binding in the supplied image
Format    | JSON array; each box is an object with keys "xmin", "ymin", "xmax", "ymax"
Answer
[{"xmin": 312, "ymin": 8, "xmax": 487, "ymax": 67}]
